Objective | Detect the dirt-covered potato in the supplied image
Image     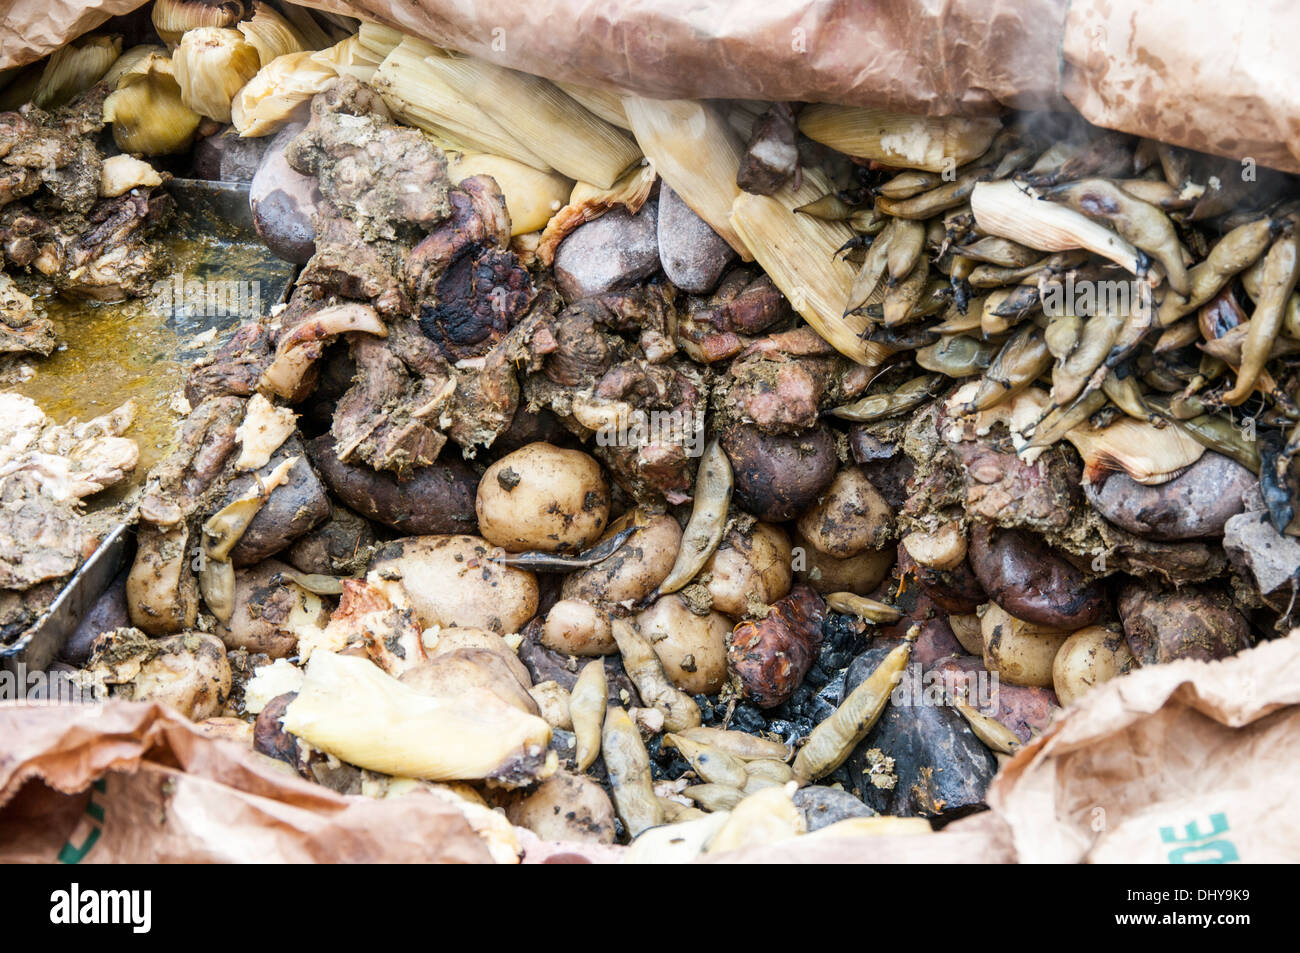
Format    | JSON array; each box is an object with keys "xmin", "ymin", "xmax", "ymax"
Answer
[
  {"xmin": 1052, "ymin": 625, "xmax": 1134, "ymax": 706},
  {"xmin": 722, "ymin": 423, "xmax": 838, "ymax": 522},
  {"xmin": 796, "ymin": 467, "xmax": 893, "ymax": 558},
  {"xmin": 901, "ymin": 523, "xmax": 966, "ymax": 570},
  {"xmin": 85, "ymin": 628, "xmax": 232, "ymax": 721},
  {"xmin": 215, "ymin": 559, "xmax": 329, "ymax": 658},
  {"xmin": 424, "ymin": 626, "xmax": 531, "ymax": 687},
  {"xmin": 981, "ymin": 602, "xmax": 1072, "ymax": 688},
  {"xmin": 284, "ymin": 505, "xmax": 376, "ymax": 576},
  {"xmin": 541, "ymin": 598, "xmax": 615, "ymax": 656},
  {"xmin": 1117, "ymin": 581, "xmax": 1252, "ymax": 665},
  {"xmin": 703, "ymin": 521, "xmax": 792, "ymax": 619},
  {"xmin": 528, "ymin": 680, "xmax": 573, "ymax": 729},
  {"xmin": 793, "ymin": 529, "xmax": 895, "ymax": 596},
  {"xmin": 308, "ymin": 434, "xmax": 479, "ymax": 536},
  {"xmin": 476, "ymin": 442, "xmax": 610, "ymax": 553},
  {"xmin": 368, "ymin": 535, "xmax": 539, "ymax": 635},
  {"xmin": 504, "ymin": 771, "xmax": 617, "ymax": 844},
  {"xmin": 932, "ymin": 655, "xmax": 1059, "ymax": 742},
  {"xmin": 250, "ymin": 121, "xmax": 320, "ymax": 264},
  {"xmin": 226, "ymin": 442, "xmax": 331, "ymax": 567},
  {"xmin": 636, "ymin": 594, "xmax": 731, "ymax": 695},
  {"xmin": 899, "ymin": 544, "xmax": 986, "ymax": 613},
  {"xmin": 561, "ymin": 510, "xmax": 681, "ymax": 605},
  {"xmin": 127, "ymin": 524, "xmax": 199, "ymax": 636}
]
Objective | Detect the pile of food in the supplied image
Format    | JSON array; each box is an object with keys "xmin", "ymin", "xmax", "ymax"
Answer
[{"xmin": 3, "ymin": 1, "xmax": 1298, "ymax": 861}]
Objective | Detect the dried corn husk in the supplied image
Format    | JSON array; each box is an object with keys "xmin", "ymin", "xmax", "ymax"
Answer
[
  {"xmin": 172, "ymin": 27, "xmax": 261, "ymax": 123},
  {"xmin": 971, "ymin": 180, "xmax": 1144, "ymax": 275},
  {"xmin": 731, "ymin": 168, "xmax": 893, "ymax": 368},
  {"xmin": 32, "ymin": 34, "xmax": 121, "ymax": 109},
  {"xmin": 554, "ymin": 80, "xmax": 631, "ymax": 130},
  {"xmin": 426, "ymin": 54, "xmax": 640, "ymax": 189},
  {"xmin": 103, "ymin": 53, "xmax": 202, "ymax": 156},
  {"xmin": 623, "ymin": 95, "xmax": 749, "ymax": 257},
  {"xmin": 102, "ymin": 44, "xmax": 166, "ymax": 87},
  {"xmin": 1064, "ymin": 418, "xmax": 1205, "ymax": 485},
  {"xmin": 311, "ymin": 35, "xmax": 382, "ymax": 83},
  {"xmin": 152, "ymin": 0, "xmax": 244, "ymax": 47},
  {"xmin": 371, "ymin": 38, "xmax": 548, "ymax": 170},
  {"xmin": 238, "ymin": 2, "xmax": 310, "ymax": 66},
  {"xmin": 449, "ymin": 153, "xmax": 572, "ymax": 236},
  {"xmin": 535, "ymin": 162, "xmax": 655, "ymax": 265},
  {"xmin": 355, "ymin": 21, "xmax": 403, "ymax": 58},
  {"xmin": 798, "ymin": 104, "xmax": 999, "ymax": 173},
  {"xmin": 231, "ymin": 51, "xmax": 336, "ymax": 137}
]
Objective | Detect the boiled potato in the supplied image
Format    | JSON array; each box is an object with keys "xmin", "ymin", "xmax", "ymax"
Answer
[
  {"xmin": 476, "ymin": 443, "xmax": 610, "ymax": 553},
  {"xmin": 528, "ymin": 680, "xmax": 573, "ymax": 730},
  {"xmin": 86, "ymin": 628, "xmax": 232, "ymax": 721},
  {"xmin": 424, "ymin": 626, "xmax": 531, "ymax": 687},
  {"xmin": 948, "ymin": 612, "xmax": 983, "ymax": 656},
  {"xmin": 636, "ymin": 595, "xmax": 731, "ymax": 695},
  {"xmin": 561, "ymin": 510, "xmax": 682, "ymax": 605},
  {"xmin": 215, "ymin": 559, "xmax": 329, "ymax": 658},
  {"xmin": 541, "ymin": 598, "xmax": 615, "ymax": 656},
  {"xmin": 1052, "ymin": 625, "xmax": 1134, "ymax": 706},
  {"xmin": 795, "ymin": 467, "xmax": 893, "ymax": 558},
  {"xmin": 981, "ymin": 602, "xmax": 1071, "ymax": 688},
  {"xmin": 399, "ymin": 647, "xmax": 539, "ymax": 716},
  {"xmin": 368, "ymin": 535, "xmax": 538, "ymax": 635},
  {"xmin": 792, "ymin": 529, "xmax": 894, "ymax": 596},
  {"xmin": 704, "ymin": 522, "xmax": 793, "ymax": 619},
  {"xmin": 504, "ymin": 771, "xmax": 616, "ymax": 844}
]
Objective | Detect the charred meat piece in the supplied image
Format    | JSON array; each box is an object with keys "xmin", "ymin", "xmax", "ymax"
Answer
[
  {"xmin": 185, "ymin": 322, "xmax": 275, "ymax": 407},
  {"xmin": 737, "ymin": 103, "xmax": 799, "ymax": 195},
  {"xmin": 418, "ymin": 246, "xmax": 534, "ymax": 363},
  {"xmin": 0, "ymin": 272, "xmax": 53, "ymax": 355},
  {"xmin": 296, "ymin": 201, "xmax": 410, "ymax": 315},
  {"xmin": 676, "ymin": 269, "xmax": 790, "ymax": 363},
  {"xmin": 0, "ymin": 105, "xmax": 101, "ymax": 215}
]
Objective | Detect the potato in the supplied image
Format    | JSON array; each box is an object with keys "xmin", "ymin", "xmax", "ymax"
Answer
[
  {"xmin": 793, "ymin": 529, "xmax": 894, "ymax": 595},
  {"xmin": 504, "ymin": 771, "xmax": 617, "ymax": 844},
  {"xmin": 87, "ymin": 628, "xmax": 232, "ymax": 721},
  {"xmin": 931, "ymin": 655, "xmax": 1059, "ymax": 742},
  {"xmin": 901, "ymin": 523, "xmax": 966, "ymax": 570},
  {"xmin": 1117, "ymin": 581, "xmax": 1251, "ymax": 665},
  {"xmin": 795, "ymin": 467, "xmax": 893, "ymax": 558},
  {"xmin": 250, "ymin": 121, "xmax": 320, "ymax": 264},
  {"xmin": 284, "ymin": 505, "xmax": 376, "ymax": 576},
  {"xmin": 1084, "ymin": 451, "xmax": 1255, "ymax": 540},
  {"xmin": 728, "ymin": 585, "xmax": 825, "ymax": 708},
  {"xmin": 969, "ymin": 525, "xmax": 1105, "ymax": 629},
  {"xmin": 703, "ymin": 521, "xmax": 793, "ymax": 619},
  {"xmin": 636, "ymin": 595, "xmax": 731, "ymax": 695},
  {"xmin": 528, "ymin": 680, "xmax": 573, "ymax": 729},
  {"xmin": 1052, "ymin": 625, "xmax": 1134, "ymax": 706},
  {"xmin": 127, "ymin": 524, "xmax": 199, "ymax": 636},
  {"xmin": 722, "ymin": 423, "xmax": 838, "ymax": 522},
  {"xmin": 226, "ymin": 441, "xmax": 331, "ymax": 567},
  {"xmin": 62, "ymin": 567, "xmax": 128, "ymax": 666},
  {"xmin": 541, "ymin": 598, "xmax": 615, "ymax": 656},
  {"xmin": 980, "ymin": 602, "xmax": 1072, "ymax": 688},
  {"xmin": 424, "ymin": 626, "xmax": 531, "ymax": 687},
  {"xmin": 476, "ymin": 442, "xmax": 610, "ymax": 553},
  {"xmin": 215, "ymin": 560, "xmax": 329, "ymax": 659},
  {"xmin": 368, "ymin": 535, "xmax": 539, "ymax": 635},
  {"xmin": 561, "ymin": 510, "xmax": 682, "ymax": 605},
  {"xmin": 948, "ymin": 612, "xmax": 983, "ymax": 656},
  {"xmin": 308, "ymin": 434, "xmax": 480, "ymax": 536},
  {"xmin": 400, "ymin": 647, "xmax": 539, "ymax": 716}
]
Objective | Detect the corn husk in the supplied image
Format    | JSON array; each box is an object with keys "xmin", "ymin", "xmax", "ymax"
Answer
[
  {"xmin": 1064, "ymin": 418, "xmax": 1206, "ymax": 486},
  {"xmin": 238, "ymin": 2, "xmax": 310, "ymax": 66},
  {"xmin": 172, "ymin": 27, "xmax": 261, "ymax": 123},
  {"xmin": 282, "ymin": 651, "xmax": 553, "ymax": 784},
  {"xmin": 971, "ymin": 180, "xmax": 1144, "ymax": 275},
  {"xmin": 32, "ymin": 34, "xmax": 122, "ymax": 110},
  {"xmin": 622, "ymin": 96, "xmax": 749, "ymax": 257},
  {"xmin": 311, "ymin": 35, "xmax": 382, "ymax": 83},
  {"xmin": 449, "ymin": 153, "xmax": 572, "ymax": 236},
  {"xmin": 371, "ymin": 38, "xmax": 548, "ymax": 170},
  {"xmin": 103, "ymin": 53, "xmax": 202, "ymax": 156},
  {"xmin": 554, "ymin": 80, "xmax": 630, "ymax": 130},
  {"xmin": 274, "ymin": 1, "xmax": 336, "ymax": 49},
  {"xmin": 356, "ymin": 21, "xmax": 403, "ymax": 58},
  {"xmin": 798, "ymin": 104, "xmax": 1000, "ymax": 173},
  {"xmin": 231, "ymin": 51, "xmax": 336, "ymax": 137},
  {"xmin": 426, "ymin": 54, "xmax": 640, "ymax": 189},
  {"xmin": 103, "ymin": 44, "xmax": 166, "ymax": 87},
  {"xmin": 535, "ymin": 162, "xmax": 655, "ymax": 265},
  {"xmin": 731, "ymin": 168, "xmax": 893, "ymax": 368},
  {"xmin": 152, "ymin": 0, "xmax": 245, "ymax": 47}
]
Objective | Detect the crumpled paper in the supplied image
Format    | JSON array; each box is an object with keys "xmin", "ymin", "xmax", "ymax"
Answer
[
  {"xmin": 4, "ymin": 0, "xmax": 1300, "ymax": 173},
  {"xmin": 4, "ymin": 634, "xmax": 1298, "ymax": 862}
]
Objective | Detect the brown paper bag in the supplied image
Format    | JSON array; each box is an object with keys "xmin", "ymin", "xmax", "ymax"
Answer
[{"xmin": 4, "ymin": 0, "xmax": 1300, "ymax": 173}]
